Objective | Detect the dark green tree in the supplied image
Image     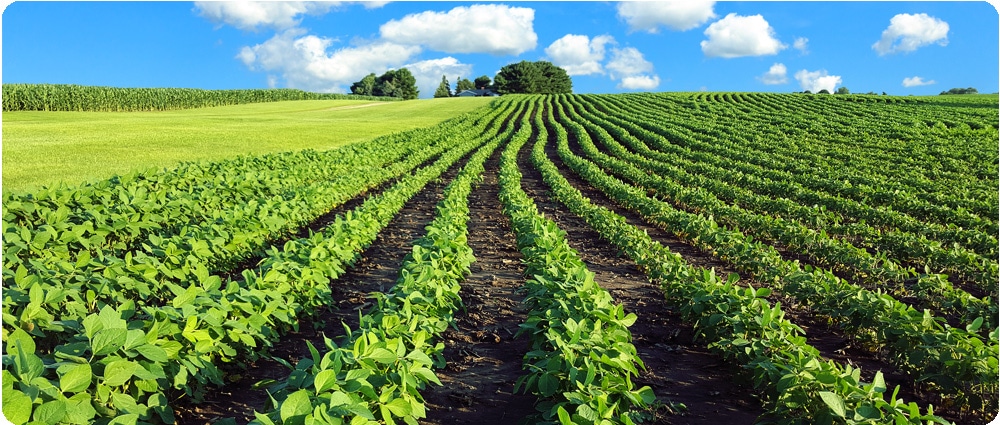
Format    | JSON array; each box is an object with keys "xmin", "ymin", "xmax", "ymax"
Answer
[
  {"xmin": 372, "ymin": 68, "xmax": 419, "ymax": 100},
  {"xmin": 434, "ymin": 75, "xmax": 452, "ymax": 98},
  {"xmin": 493, "ymin": 60, "xmax": 572, "ymax": 95},
  {"xmin": 818, "ymin": 89, "xmax": 831, "ymax": 94},
  {"xmin": 474, "ymin": 75, "xmax": 492, "ymax": 90},
  {"xmin": 835, "ymin": 86, "xmax": 850, "ymax": 95},
  {"xmin": 455, "ymin": 77, "xmax": 475, "ymax": 94},
  {"xmin": 350, "ymin": 73, "xmax": 377, "ymax": 96}
]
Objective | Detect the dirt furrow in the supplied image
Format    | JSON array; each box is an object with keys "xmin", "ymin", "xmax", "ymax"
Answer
[
  {"xmin": 554, "ymin": 123, "xmax": 948, "ymax": 422},
  {"xmin": 518, "ymin": 128, "xmax": 765, "ymax": 424},
  {"xmin": 174, "ymin": 152, "xmax": 469, "ymax": 425},
  {"xmin": 421, "ymin": 148, "xmax": 538, "ymax": 424}
]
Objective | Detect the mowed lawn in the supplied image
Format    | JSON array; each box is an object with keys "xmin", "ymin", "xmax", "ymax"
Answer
[{"xmin": 2, "ymin": 97, "xmax": 493, "ymax": 193}]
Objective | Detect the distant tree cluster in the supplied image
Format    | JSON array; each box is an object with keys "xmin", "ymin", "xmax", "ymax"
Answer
[
  {"xmin": 434, "ymin": 75, "xmax": 496, "ymax": 98},
  {"xmin": 350, "ymin": 68, "xmax": 419, "ymax": 100},
  {"xmin": 493, "ymin": 61, "xmax": 572, "ymax": 95},
  {"xmin": 940, "ymin": 87, "xmax": 979, "ymax": 95}
]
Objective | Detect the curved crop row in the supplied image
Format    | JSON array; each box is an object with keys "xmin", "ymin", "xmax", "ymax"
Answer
[
  {"xmin": 533, "ymin": 95, "xmax": 950, "ymax": 425},
  {"xmin": 549, "ymin": 95, "xmax": 998, "ymax": 417},
  {"xmin": 248, "ymin": 99, "xmax": 523, "ymax": 425},
  {"xmin": 0, "ymin": 101, "xmax": 511, "ymax": 424},
  {"xmin": 497, "ymin": 97, "xmax": 654, "ymax": 425}
]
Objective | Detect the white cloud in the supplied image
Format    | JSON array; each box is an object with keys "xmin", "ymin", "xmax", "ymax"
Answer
[
  {"xmin": 758, "ymin": 63, "xmax": 788, "ymax": 85},
  {"xmin": 607, "ymin": 47, "xmax": 660, "ymax": 90},
  {"xmin": 616, "ymin": 1, "xmax": 716, "ymax": 33},
  {"xmin": 380, "ymin": 4, "xmax": 537, "ymax": 56},
  {"xmin": 402, "ymin": 57, "xmax": 473, "ymax": 98},
  {"xmin": 701, "ymin": 13, "xmax": 786, "ymax": 58},
  {"xmin": 793, "ymin": 37, "xmax": 808, "ymax": 53},
  {"xmin": 619, "ymin": 75, "xmax": 661, "ymax": 90},
  {"xmin": 195, "ymin": 2, "xmax": 376, "ymax": 31},
  {"xmin": 238, "ymin": 29, "xmax": 421, "ymax": 92},
  {"xmin": 795, "ymin": 69, "xmax": 842, "ymax": 93},
  {"xmin": 607, "ymin": 47, "xmax": 654, "ymax": 77},
  {"xmin": 902, "ymin": 76, "xmax": 936, "ymax": 87},
  {"xmin": 545, "ymin": 34, "xmax": 615, "ymax": 76},
  {"xmin": 873, "ymin": 13, "xmax": 949, "ymax": 55}
]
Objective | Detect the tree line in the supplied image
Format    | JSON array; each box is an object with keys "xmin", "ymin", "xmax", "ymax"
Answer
[{"xmin": 350, "ymin": 60, "xmax": 573, "ymax": 100}]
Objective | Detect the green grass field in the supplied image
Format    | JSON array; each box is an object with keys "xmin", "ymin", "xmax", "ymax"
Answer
[{"xmin": 2, "ymin": 97, "xmax": 492, "ymax": 193}]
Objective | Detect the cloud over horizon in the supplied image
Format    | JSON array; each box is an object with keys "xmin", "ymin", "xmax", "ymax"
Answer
[
  {"xmin": 195, "ymin": 1, "xmax": 385, "ymax": 31},
  {"xmin": 795, "ymin": 69, "xmax": 842, "ymax": 93},
  {"xmin": 701, "ymin": 13, "xmax": 786, "ymax": 58},
  {"xmin": 902, "ymin": 76, "xmax": 936, "ymax": 87},
  {"xmin": 758, "ymin": 63, "xmax": 788, "ymax": 85},
  {"xmin": 380, "ymin": 4, "xmax": 537, "ymax": 56},
  {"xmin": 544, "ymin": 34, "xmax": 615, "ymax": 76},
  {"xmin": 617, "ymin": 1, "xmax": 716, "ymax": 33},
  {"xmin": 873, "ymin": 13, "xmax": 949, "ymax": 55}
]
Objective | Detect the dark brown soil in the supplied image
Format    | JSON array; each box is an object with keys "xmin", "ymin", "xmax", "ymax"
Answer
[
  {"xmin": 174, "ymin": 153, "xmax": 466, "ymax": 424},
  {"xmin": 552, "ymin": 117, "xmax": 968, "ymax": 424},
  {"xmin": 518, "ymin": 130, "xmax": 766, "ymax": 424},
  {"xmin": 421, "ymin": 148, "xmax": 538, "ymax": 425}
]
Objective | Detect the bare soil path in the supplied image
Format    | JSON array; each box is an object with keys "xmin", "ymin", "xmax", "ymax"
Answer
[
  {"xmin": 174, "ymin": 152, "xmax": 468, "ymax": 424},
  {"xmin": 518, "ymin": 127, "xmax": 765, "ymax": 424},
  {"xmin": 421, "ymin": 148, "xmax": 539, "ymax": 424}
]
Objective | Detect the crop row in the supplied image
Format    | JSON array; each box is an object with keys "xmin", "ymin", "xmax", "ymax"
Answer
[
  {"xmin": 664, "ymin": 93, "xmax": 997, "ymax": 211},
  {"xmin": 547, "ymin": 94, "xmax": 998, "ymax": 417},
  {"xmin": 532, "ymin": 95, "xmax": 951, "ymax": 424},
  {"xmin": 2, "ymin": 104, "xmax": 514, "ymax": 369},
  {"xmin": 2, "ymin": 84, "xmax": 396, "ymax": 112},
  {"xmin": 497, "ymin": 98, "xmax": 653, "ymax": 425},
  {"xmin": 613, "ymin": 93, "xmax": 998, "ymax": 235},
  {"xmin": 0, "ymin": 101, "xmax": 511, "ymax": 424},
  {"xmin": 248, "ymin": 101, "xmax": 522, "ymax": 425},
  {"xmin": 586, "ymin": 94, "xmax": 998, "ymax": 262},
  {"xmin": 562, "ymin": 95, "xmax": 996, "ymax": 328}
]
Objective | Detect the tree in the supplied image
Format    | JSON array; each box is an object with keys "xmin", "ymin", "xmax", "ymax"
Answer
[
  {"xmin": 434, "ymin": 75, "xmax": 451, "ymax": 98},
  {"xmin": 940, "ymin": 87, "xmax": 979, "ymax": 95},
  {"xmin": 474, "ymin": 75, "xmax": 492, "ymax": 90},
  {"xmin": 370, "ymin": 68, "xmax": 419, "ymax": 100},
  {"xmin": 493, "ymin": 60, "xmax": 572, "ymax": 95},
  {"xmin": 818, "ymin": 89, "xmax": 831, "ymax": 94},
  {"xmin": 455, "ymin": 77, "xmax": 475, "ymax": 94},
  {"xmin": 835, "ymin": 86, "xmax": 850, "ymax": 95},
  {"xmin": 350, "ymin": 73, "xmax": 377, "ymax": 96}
]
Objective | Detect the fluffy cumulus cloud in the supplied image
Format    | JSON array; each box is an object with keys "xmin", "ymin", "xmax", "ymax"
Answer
[
  {"xmin": 238, "ymin": 29, "xmax": 421, "ymax": 92},
  {"xmin": 620, "ymin": 75, "xmax": 661, "ymax": 90},
  {"xmin": 607, "ymin": 47, "xmax": 660, "ymax": 90},
  {"xmin": 795, "ymin": 69, "xmax": 842, "ymax": 93},
  {"xmin": 902, "ymin": 76, "xmax": 936, "ymax": 87},
  {"xmin": 195, "ymin": 2, "xmax": 385, "ymax": 31},
  {"xmin": 758, "ymin": 63, "xmax": 788, "ymax": 85},
  {"xmin": 401, "ymin": 57, "xmax": 474, "ymax": 98},
  {"xmin": 380, "ymin": 4, "xmax": 537, "ymax": 56},
  {"xmin": 873, "ymin": 13, "xmax": 949, "ymax": 55},
  {"xmin": 544, "ymin": 34, "xmax": 615, "ymax": 76},
  {"xmin": 701, "ymin": 13, "xmax": 786, "ymax": 58},
  {"xmin": 616, "ymin": 1, "xmax": 716, "ymax": 33}
]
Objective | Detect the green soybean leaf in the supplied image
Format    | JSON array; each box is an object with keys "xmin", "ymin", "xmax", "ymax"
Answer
[
  {"xmin": 967, "ymin": 316, "xmax": 984, "ymax": 333},
  {"xmin": 103, "ymin": 360, "xmax": 137, "ymax": 387},
  {"xmin": 368, "ymin": 348, "xmax": 397, "ymax": 365},
  {"xmin": 65, "ymin": 392, "xmax": 98, "ymax": 424},
  {"xmin": 279, "ymin": 389, "xmax": 312, "ymax": 425},
  {"xmin": 134, "ymin": 344, "xmax": 168, "ymax": 363},
  {"xmin": 313, "ymin": 369, "xmax": 337, "ymax": 394},
  {"xmin": 2, "ymin": 389, "xmax": 32, "ymax": 424},
  {"xmin": 92, "ymin": 328, "xmax": 127, "ymax": 356},
  {"xmin": 59, "ymin": 363, "xmax": 93, "ymax": 393},
  {"xmin": 538, "ymin": 373, "xmax": 559, "ymax": 397},
  {"xmin": 385, "ymin": 398, "xmax": 412, "ymax": 417},
  {"xmin": 556, "ymin": 406, "xmax": 572, "ymax": 425},
  {"xmin": 33, "ymin": 399, "xmax": 67, "ymax": 424},
  {"xmin": 819, "ymin": 391, "xmax": 846, "ymax": 418}
]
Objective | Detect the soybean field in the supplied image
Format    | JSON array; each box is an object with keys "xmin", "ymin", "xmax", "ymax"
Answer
[{"xmin": 3, "ymin": 92, "xmax": 998, "ymax": 425}]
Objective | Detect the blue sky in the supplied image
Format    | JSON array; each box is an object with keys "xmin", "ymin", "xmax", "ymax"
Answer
[{"xmin": 3, "ymin": 1, "xmax": 998, "ymax": 98}]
